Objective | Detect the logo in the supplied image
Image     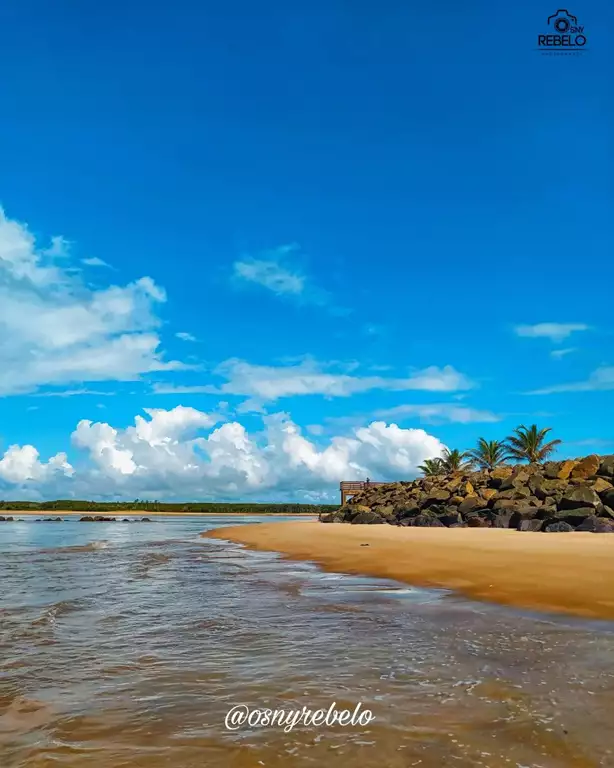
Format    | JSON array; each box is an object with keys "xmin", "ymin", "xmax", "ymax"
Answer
[{"xmin": 537, "ymin": 10, "xmax": 588, "ymax": 54}]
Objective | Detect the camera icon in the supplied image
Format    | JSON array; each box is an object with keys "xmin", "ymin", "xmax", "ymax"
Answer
[{"xmin": 547, "ymin": 9, "xmax": 578, "ymax": 33}]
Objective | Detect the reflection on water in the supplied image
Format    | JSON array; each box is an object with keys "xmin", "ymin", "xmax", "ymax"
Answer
[{"xmin": 2, "ymin": 516, "xmax": 614, "ymax": 767}]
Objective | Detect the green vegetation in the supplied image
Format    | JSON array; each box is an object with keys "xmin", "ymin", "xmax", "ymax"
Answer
[
  {"xmin": 0, "ymin": 499, "xmax": 336, "ymax": 515},
  {"xmin": 467, "ymin": 439, "xmax": 510, "ymax": 470},
  {"xmin": 417, "ymin": 457, "xmax": 444, "ymax": 476},
  {"xmin": 420, "ymin": 424, "xmax": 562, "ymax": 476},
  {"xmin": 440, "ymin": 448, "xmax": 472, "ymax": 473},
  {"xmin": 504, "ymin": 424, "xmax": 561, "ymax": 463}
]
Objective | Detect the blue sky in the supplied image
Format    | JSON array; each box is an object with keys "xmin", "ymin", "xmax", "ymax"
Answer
[{"xmin": 0, "ymin": 1, "xmax": 612, "ymax": 501}]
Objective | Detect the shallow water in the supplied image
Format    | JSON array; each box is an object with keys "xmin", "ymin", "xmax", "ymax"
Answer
[{"xmin": 1, "ymin": 516, "xmax": 614, "ymax": 767}]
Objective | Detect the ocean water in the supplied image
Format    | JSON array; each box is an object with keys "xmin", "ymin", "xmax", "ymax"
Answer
[{"xmin": 1, "ymin": 516, "xmax": 614, "ymax": 767}]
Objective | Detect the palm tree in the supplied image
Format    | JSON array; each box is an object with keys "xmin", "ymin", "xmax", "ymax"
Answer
[
  {"xmin": 467, "ymin": 438, "xmax": 510, "ymax": 470},
  {"xmin": 504, "ymin": 424, "xmax": 561, "ymax": 463},
  {"xmin": 440, "ymin": 448, "xmax": 471, "ymax": 473},
  {"xmin": 418, "ymin": 457, "xmax": 444, "ymax": 476}
]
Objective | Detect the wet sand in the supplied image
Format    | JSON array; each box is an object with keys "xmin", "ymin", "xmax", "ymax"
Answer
[{"xmin": 206, "ymin": 521, "xmax": 614, "ymax": 621}]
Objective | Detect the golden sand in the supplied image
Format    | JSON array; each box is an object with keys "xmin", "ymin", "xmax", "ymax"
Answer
[{"xmin": 205, "ymin": 521, "xmax": 614, "ymax": 621}]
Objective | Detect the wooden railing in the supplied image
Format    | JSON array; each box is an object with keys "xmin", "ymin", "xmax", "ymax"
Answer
[{"xmin": 339, "ymin": 480, "xmax": 387, "ymax": 506}]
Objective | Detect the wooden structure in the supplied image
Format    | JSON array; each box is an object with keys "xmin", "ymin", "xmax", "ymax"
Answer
[{"xmin": 339, "ymin": 480, "xmax": 387, "ymax": 506}]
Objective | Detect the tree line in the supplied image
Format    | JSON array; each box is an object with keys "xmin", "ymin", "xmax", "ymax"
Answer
[
  {"xmin": 0, "ymin": 499, "xmax": 338, "ymax": 514},
  {"xmin": 418, "ymin": 424, "xmax": 562, "ymax": 475}
]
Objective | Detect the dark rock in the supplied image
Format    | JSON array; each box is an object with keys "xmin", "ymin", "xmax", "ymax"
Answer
[
  {"xmin": 438, "ymin": 513, "xmax": 462, "ymax": 527},
  {"xmin": 518, "ymin": 519, "xmax": 545, "ymax": 532},
  {"xmin": 600, "ymin": 489, "xmax": 614, "ymax": 509},
  {"xmin": 559, "ymin": 486, "xmax": 601, "ymax": 510},
  {"xmin": 467, "ymin": 517, "xmax": 489, "ymax": 527},
  {"xmin": 499, "ymin": 470, "xmax": 530, "ymax": 492},
  {"xmin": 600, "ymin": 506, "xmax": 614, "ymax": 520},
  {"xmin": 492, "ymin": 499, "xmax": 520, "ymax": 511},
  {"xmin": 489, "ymin": 466, "xmax": 514, "ymax": 487},
  {"xmin": 598, "ymin": 455, "xmax": 614, "ymax": 478},
  {"xmin": 410, "ymin": 514, "xmax": 444, "ymax": 527},
  {"xmin": 509, "ymin": 507, "xmax": 538, "ymax": 528},
  {"xmin": 422, "ymin": 488, "xmax": 451, "ymax": 506},
  {"xmin": 141, "ymin": 517, "xmax": 152, "ymax": 523},
  {"xmin": 544, "ymin": 521, "xmax": 575, "ymax": 533},
  {"xmin": 575, "ymin": 517, "xmax": 614, "ymax": 533},
  {"xmin": 492, "ymin": 512, "xmax": 513, "ymax": 528},
  {"xmin": 373, "ymin": 504, "xmax": 396, "ymax": 520},
  {"xmin": 351, "ymin": 511, "xmax": 386, "ymax": 524},
  {"xmin": 458, "ymin": 496, "xmax": 480, "ymax": 515},
  {"xmin": 320, "ymin": 513, "xmax": 336, "ymax": 523},
  {"xmin": 395, "ymin": 503, "xmax": 420, "ymax": 520},
  {"xmin": 80, "ymin": 516, "xmax": 94, "ymax": 522}
]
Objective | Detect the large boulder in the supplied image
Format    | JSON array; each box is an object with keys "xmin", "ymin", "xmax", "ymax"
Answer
[
  {"xmin": 518, "ymin": 519, "xmax": 545, "ymax": 532},
  {"xmin": 410, "ymin": 514, "xmax": 445, "ymax": 527},
  {"xmin": 559, "ymin": 486, "xmax": 601, "ymax": 510},
  {"xmin": 598, "ymin": 455, "xmax": 614, "ymax": 478},
  {"xmin": 492, "ymin": 511, "xmax": 513, "ymax": 528},
  {"xmin": 458, "ymin": 496, "xmax": 481, "ymax": 515},
  {"xmin": 351, "ymin": 511, "xmax": 386, "ymax": 524},
  {"xmin": 531, "ymin": 478, "xmax": 566, "ymax": 501},
  {"xmin": 592, "ymin": 477, "xmax": 614, "ymax": 495},
  {"xmin": 422, "ymin": 488, "xmax": 451, "ymax": 506},
  {"xmin": 395, "ymin": 503, "xmax": 420, "ymax": 520},
  {"xmin": 571, "ymin": 454, "xmax": 601, "ymax": 480},
  {"xmin": 601, "ymin": 489, "xmax": 614, "ymax": 509},
  {"xmin": 575, "ymin": 517, "xmax": 614, "ymax": 533},
  {"xmin": 499, "ymin": 470, "xmax": 530, "ymax": 492},
  {"xmin": 489, "ymin": 466, "xmax": 513, "ymax": 487},
  {"xmin": 544, "ymin": 521, "xmax": 575, "ymax": 533}
]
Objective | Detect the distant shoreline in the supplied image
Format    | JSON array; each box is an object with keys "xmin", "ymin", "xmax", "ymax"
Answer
[
  {"xmin": 205, "ymin": 521, "xmax": 614, "ymax": 622},
  {"xmin": 1, "ymin": 510, "xmax": 319, "ymax": 517}
]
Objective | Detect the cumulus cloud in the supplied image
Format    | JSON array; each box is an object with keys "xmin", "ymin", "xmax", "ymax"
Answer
[
  {"xmin": 153, "ymin": 359, "xmax": 474, "ymax": 403},
  {"xmin": 0, "ymin": 207, "xmax": 183, "ymax": 396},
  {"xmin": 526, "ymin": 365, "xmax": 614, "ymax": 395},
  {"xmin": 0, "ymin": 445, "xmax": 73, "ymax": 485},
  {"xmin": 0, "ymin": 406, "xmax": 447, "ymax": 501},
  {"xmin": 514, "ymin": 323, "xmax": 589, "ymax": 343}
]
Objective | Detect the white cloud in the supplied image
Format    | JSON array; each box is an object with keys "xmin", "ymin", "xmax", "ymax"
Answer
[
  {"xmin": 550, "ymin": 348, "xmax": 576, "ymax": 359},
  {"xmin": 233, "ymin": 247, "xmax": 305, "ymax": 296},
  {"xmin": 0, "ymin": 207, "xmax": 184, "ymax": 396},
  {"xmin": 527, "ymin": 366, "xmax": 614, "ymax": 395},
  {"xmin": 373, "ymin": 403, "xmax": 501, "ymax": 424},
  {"xmin": 0, "ymin": 406, "xmax": 447, "ymax": 500},
  {"xmin": 33, "ymin": 389, "xmax": 115, "ymax": 398},
  {"xmin": 0, "ymin": 444, "xmax": 73, "ymax": 484},
  {"xmin": 176, "ymin": 331, "xmax": 197, "ymax": 342},
  {"xmin": 82, "ymin": 256, "xmax": 110, "ymax": 268},
  {"xmin": 514, "ymin": 323, "xmax": 589, "ymax": 343},
  {"xmin": 153, "ymin": 359, "xmax": 474, "ymax": 402},
  {"xmin": 232, "ymin": 244, "xmax": 350, "ymax": 315}
]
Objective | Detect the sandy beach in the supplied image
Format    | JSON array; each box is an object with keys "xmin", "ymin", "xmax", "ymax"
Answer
[{"xmin": 206, "ymin": 521, "xmax": 614, "ymax": 621}]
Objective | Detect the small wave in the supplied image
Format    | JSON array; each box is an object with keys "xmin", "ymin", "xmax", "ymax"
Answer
[
  {"xmin": 39, "ymin": 541, "xmax": 111, "ymax": 555},
  {"xmin": 31, "ymin": 598, "xmax": 87, "ymax": 628}
]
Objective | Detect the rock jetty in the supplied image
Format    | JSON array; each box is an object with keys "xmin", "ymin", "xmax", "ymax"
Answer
[{"xmin": 321, "ymin": 454, "xmax": 614, "ymax": 532}]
